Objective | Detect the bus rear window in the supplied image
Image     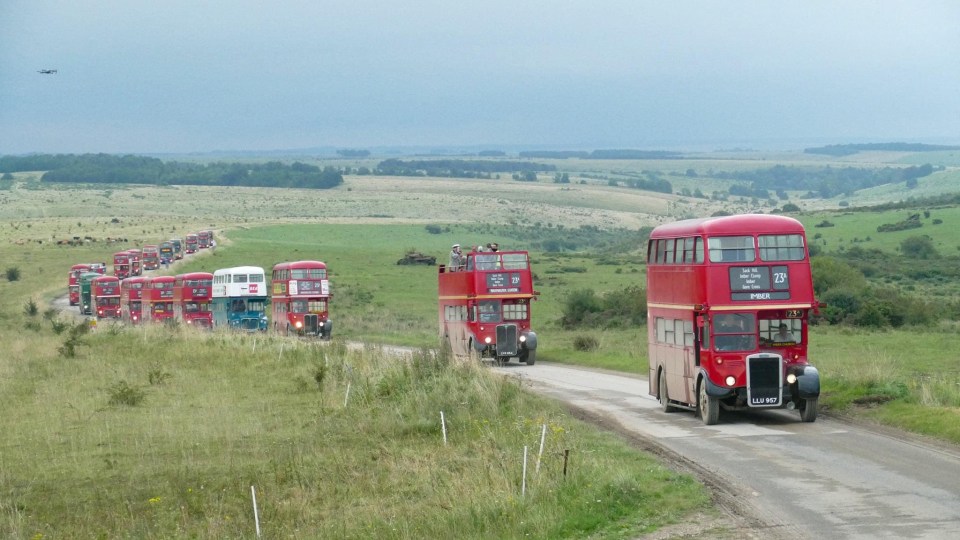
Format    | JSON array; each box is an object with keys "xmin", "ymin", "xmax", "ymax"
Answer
[
  {"xmin": 708, "ymin": 236, "xmax": 755, "ymax": 263},
  {"xmin": 758, "ymin": 234, "xmax": 805, "ymax": 261}
]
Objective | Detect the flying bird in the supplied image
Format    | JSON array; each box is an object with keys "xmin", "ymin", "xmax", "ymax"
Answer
[{"xmin": 38, "ymin": 69, "xmax": 58, "ymax": 74}]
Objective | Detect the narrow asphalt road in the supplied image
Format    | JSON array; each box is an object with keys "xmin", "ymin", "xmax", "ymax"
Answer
[{"xmin": 493, "ymin": 361, "xmax": 960, "ymax": 539}]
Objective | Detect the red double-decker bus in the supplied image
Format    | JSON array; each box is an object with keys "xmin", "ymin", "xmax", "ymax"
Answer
[
  {"xmin": 113, "ymin": 251, "xmax": 131, "ymax": 279},
  {"xmin": 173, "ymin": 272, "xmax": 214, "ymax": 328},
  {"xmin": 126, "ymin": 248, "xmax": 142, "ymax": 276},
  {"xmin": 646, "ymin": 214, "xmax": 820, "ymax": 425},
  {"xmin": 438, "ymin": 249, "xmax": 539, "ymax": 365},
  {"xmin": 121, "ymin": 276, "xmax": 149, "ymax": 324},
  {"xmin": 142, "ymin": 245, "xmax": 160, "ymax": 271},
  {"xmin": 185, "ymin": 234, "xmax": 199, "ymax": 254},
  {"xmin": 68, "ymin": 263, "xmax": 106, "ymax": 305},
  {"xmin": 142, "ymin": 275, "xmax": 175, "ymax": 323},
  {"xmin": 91, "ymin": 275, "xmax": 122, "ymax": 319},
  {"xmin": 198, "ymin": 230, "xmax": 212, "ymax": 249},
  {"xmin": 271, "ymin": 261, "xmax": 332, "ymax": 338}
]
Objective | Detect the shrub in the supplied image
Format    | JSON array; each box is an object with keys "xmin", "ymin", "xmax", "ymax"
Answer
[
  {"xmin": 573, "ymin": 335, "xmax": 599, "ymax": 351},
  {"xmin": 5, "ymin": 267, "xmax": 20, "ymax": 281},
  {"xmin": 23, "ymin": 298, "xmax": 39, "ymax": 317},
  {"xmin": 107, "ymin": 380, "xmax": 146, "ymax": 406},
  {"xmin": 147, "ymin": 363, "xmax": 172, "ymax": 386}
]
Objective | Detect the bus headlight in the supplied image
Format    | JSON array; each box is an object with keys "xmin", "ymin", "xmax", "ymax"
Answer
[
  {"xmin": 786, "ymin": 373, "xmax": 797, "ymax": 385},
  {"xmin": 519, "ymin": 335, "xmax": 527, "ymax": 343},
  {"xmin": 725, "ymin": 376, "xmax": 736, "ymax": 387},
  {"xmin": 484, "ymin": 336, "xmax": 492, "ymax": 344},
  {"xmin": 295, "ymin": 321, "xmax": 303, "ymax": 329}
]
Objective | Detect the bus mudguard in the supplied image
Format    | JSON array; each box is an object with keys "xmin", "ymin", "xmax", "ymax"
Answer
[
  {"xmin": 699, "ymin": 369, "xmax": 735, "ymax": 399},
  {"xmin": 522, "ymin": 331, "xmax": 537, "ymax": 351},
  {"xmin": 795, "ymin": 365, "xmax": 820, "ymax": 399}
]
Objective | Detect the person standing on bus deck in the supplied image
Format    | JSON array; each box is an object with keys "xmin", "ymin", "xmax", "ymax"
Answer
[
  {"xmin": 775, "ymin": 323, "xmax": 796, "ymax": 343},
  {"xmin": 449, "ymin": 244, "xmax": 462, "ymax": 270}
]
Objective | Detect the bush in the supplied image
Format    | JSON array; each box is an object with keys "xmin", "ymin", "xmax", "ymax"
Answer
[
  {"xmin": 572, "ymin": 335, "xmax": 599, "ymax": 351},
  {"xmin": 5, "ymin": 267, "xmax": 20, "ymax": 281},
  {"xmin": 107, "ymin": 380, "xmax": 146, "ymax": 406},
  {"xmin": 24, "ymin": 298, "xmax": 39, "ymax": 317}
]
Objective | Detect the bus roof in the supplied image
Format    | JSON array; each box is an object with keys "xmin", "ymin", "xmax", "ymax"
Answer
[
  {"xmin": 214, "ymin": 266, "xmax": 266, "ymax": 276},
  {"xmin": 650, "ymin": 214, "xmax": 805, "ymax": 237},
  {"xmin": 273, "ymin": 260, "xmax": 327, "ymax": 270}
]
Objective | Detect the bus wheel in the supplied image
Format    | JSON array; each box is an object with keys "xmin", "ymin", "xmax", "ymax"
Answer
[
  {"xmin": 698, "ymin": 379, "xmax": 720, "ymax": 425},
  {"xmin": 521, "ymin": 349, "xmax": 536, "ymax": 366},
  {"xmin": 659, "ymin": 370, "xmax": 678, "ymax": 413},
  {"xmin": 799, "ymin": 398, "xmax": 818, "ymax": 423},
  {"xmin": 468, "ymin": 341, "xmax": 481, "ymax": 363}
]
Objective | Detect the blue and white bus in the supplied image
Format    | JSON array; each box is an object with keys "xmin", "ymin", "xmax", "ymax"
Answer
[{"xmin": 212, "ymin": 266, "xmax": 269, "ymax": 331}]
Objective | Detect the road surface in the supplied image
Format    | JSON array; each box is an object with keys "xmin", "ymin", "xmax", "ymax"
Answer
[{"xmin": 493, "ymin": 362, "xmax": 960, "ymax": 539}]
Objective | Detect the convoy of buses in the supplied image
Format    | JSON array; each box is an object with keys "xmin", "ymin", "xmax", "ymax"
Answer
[{"xmin": 66, "ymin": 214, "xmax": 823, "ymax": 425}]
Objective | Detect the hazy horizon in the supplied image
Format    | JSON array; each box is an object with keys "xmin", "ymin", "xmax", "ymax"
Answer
[{"xmin": 3, "ymin": 1, "xmax": 959, "ymax": 155}]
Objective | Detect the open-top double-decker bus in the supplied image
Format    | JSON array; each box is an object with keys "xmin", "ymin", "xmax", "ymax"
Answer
[
  {"xmin": 91, "ymin": 275, "xmax": 121, "ymax": 319},
  {"xmin": 173, "ymin": 272, "xmax": 213, "ymax": 328},
  {"xmin": 271, "ymin": 261, "xmax": 332, "ymax": 338},
  {"xmin": 646, "ymin": 214, "xmax": 820, "ymax": 425},
  {"xmin": 126, "ymin": 248, "xmax": 142, "ymax": 276},
  {"xmin": 120, "ymin": 276, "xmax": 149, "ymax": 324},
  {"xmin": 185, "ymin": 234, "xmax": 199, "ymax": 254},
  {"xmin": 438, "ymin": 249, "xmax": 538, "ymax": 365},
  {"xmin": 68, "ymin": 263, "xmax": 106, "ymax": 305},
  {"xmin": 142, "ymin": 244, "xmax": 160, "ymax": 271},
  {"xmin": 212, "ymin": 266, "xmax": 269, "ymax": 331},
  {"xmin": 142, "ymin": 275, "xmax": 175, "ymax": 324},
  {"xmin": 78, "ymin": 271, "xmax": 104, "ymax": 315},
  {"xmin": 113, "ymin": 251, "xmax": 131, "ymax": 280}
]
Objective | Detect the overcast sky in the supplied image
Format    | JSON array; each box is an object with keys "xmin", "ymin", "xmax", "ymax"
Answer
[{"xmin": 2, "ymin": 1, "xmax": 959, "ymax": 154}]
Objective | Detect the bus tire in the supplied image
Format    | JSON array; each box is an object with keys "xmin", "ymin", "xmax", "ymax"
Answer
[
  {"xmin": 659, "ymin": 370, "xmax": 678, "ymax": 413},
  {"xmin": 468, "ymin": 340, "xmax": 481, "ymax": 363},
  {"xmin": 521, "ymin": 349, "xmax": 536, "ymax": 366},
  {"xmin": 698, "ymin": 378, "xmax": 720, "ymax": 425},
  {"xmin": 799, "ymin": 398, "xmax": 818, "ymax": 423}
]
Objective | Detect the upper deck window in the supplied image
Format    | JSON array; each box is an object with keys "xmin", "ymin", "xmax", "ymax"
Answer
[
  {"xmin": 500, "ymin": 254, "xmax": 528, "ymax": 270},
  {"xmin": 708, "ymin": 236, "xmax": 755, "ymax": 263},
  {"xmin": 474, "ymin": 254, "xmax": 499, "ymax": 271},
  {"xmin": 758, "ymin": 234, "xmax": 805, "ymax": 261},
  {"xmin": 292, "ymin": 268, "xmax": 327, "ymax": 279}
]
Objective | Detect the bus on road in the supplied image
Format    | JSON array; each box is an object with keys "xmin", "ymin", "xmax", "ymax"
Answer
[
  {"xmin": 170, "ymin": 238, "xmax": 183, "ymax": 260},
  {"xmin": 159, "ymin": 241, "xmax": 174, "ymax": 266},
  {"xmin": 646, "ymin": 214, "xmax": 820, "ymax": 425},
  {"xmin": 142, "ymin": 275, "xmax": 175, "ymax": 324},
  {"xmin": 121, "ymin": 276, "xmax": 149, "ymax": 324},
  {"xmin": 198, "ymin": 230, "xmax": 212, "ymax": 249},
  {"xmin": 78, "ymin": 271, "xmax": 103, "ymax": 315},
  {"xmin": 212, "ymin": 266, "xmax": 269, "ymax": 331},
  {"xmin": 438, "ymin": 248, "xmax": 538, "ymax": 365},
  {"xmin": 142, "ymin": 245, "xmax": 160, "ymax": 271},
  {"xmin": 185, "ymin": 234, "xmax": 198, "ymax": 254},
  {"xmin": 271, "ymin": 261, "xmax": 332, "ymax": 338},
  {"xmin": 126, "ymin": 248, "xmax": 142, "ymax": 276},
  {"xmin": 69, "ymin": 263, "xmax": 106, "ymax": 305},
  {"xmin": 173, "ymin": 272, "xmax": 214, "ymax": 328},
  {"xmin": 92, "ymin": 275, "xmax": 121, "ymax": 319},
  {"xmin": 113, "ymin": 251, "xmax": 131, "ymax": 280}
]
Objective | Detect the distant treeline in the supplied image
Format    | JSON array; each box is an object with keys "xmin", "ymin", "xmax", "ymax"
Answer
[
  {"xmin": 518, "ymin": 149, "xmax": 684, "ymax": 159},
  {"xmin": 0, "ymin": 154, "xmax": 343, "ymax": 189},
  {"xmin": 717, "ymin": 164, "xmax": 938, "ymax": 198},
  {"xmin": 375, "ymin": 158, "xmax": 554, "ymax": 178},
  {"xmin": 804, "ymin": 143, "xmax": 960, "ymax": 156}
]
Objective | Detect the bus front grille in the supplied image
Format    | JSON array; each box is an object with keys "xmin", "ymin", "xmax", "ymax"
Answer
[
  {"xmin": 496, "ymin": 324, "xmax": 519, "ymax": 356},
  {"xmin": 746, "ymin": 354, "xmax": 783, "ymax": 407},
  {"xmin": 303, "ymin": 314, "xmax": 319, "ymax": 335}
]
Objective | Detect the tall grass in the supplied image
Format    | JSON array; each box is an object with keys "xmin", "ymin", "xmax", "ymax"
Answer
[{"xmin": 0, "ymin": 323, "xmax": 709, "ymax": 538}]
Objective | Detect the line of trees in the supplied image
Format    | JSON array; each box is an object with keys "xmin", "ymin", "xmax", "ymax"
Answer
[
  {"xmin": 375, "ymin": 159, "xmax": 554, "ymax": 178},
  {"xmin": 804, "ymin": 143, "xmax": 960, "ymax": 156},
  {"xmin": 0, "ymin": 154, "xmax": 343, "ymax": 189},
  {"xmin": 518, "ymin": 149, "xmax": 683, "ymax": 159},
  {"xmin": 717, "ymin": 164, "xmax": 937, "ymax": 198}
]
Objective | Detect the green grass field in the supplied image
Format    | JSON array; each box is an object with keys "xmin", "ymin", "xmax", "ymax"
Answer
[{"xmin": 4, "ymin": 149, "xmax": 960, "ymax": 537}]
